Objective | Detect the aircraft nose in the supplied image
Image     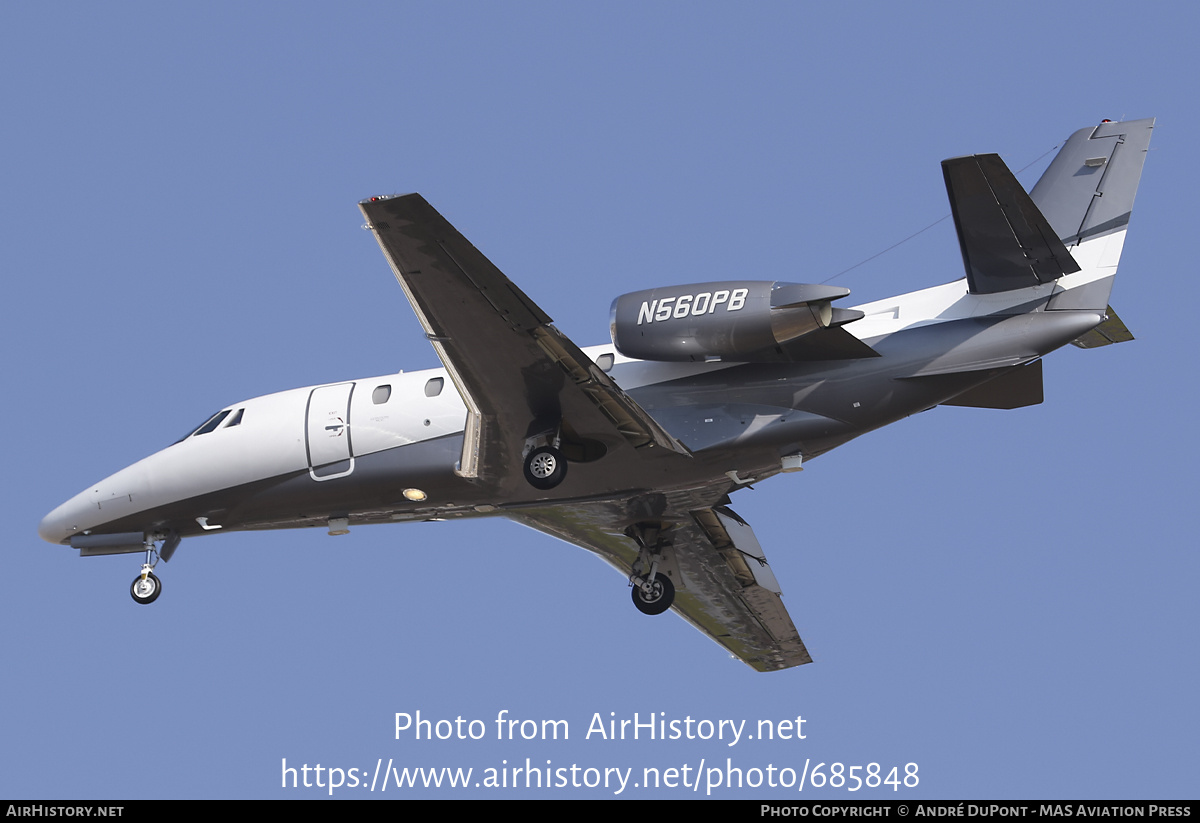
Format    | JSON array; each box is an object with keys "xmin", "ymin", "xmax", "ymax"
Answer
[
  {"xmin": 39, "ymin": 496, "xmax": 87, "ymax": 545},
  {"xmin": 39, "ymin": 506, "xmax": 67, "ymax": 545},
  {"xmin": 40, "ymin": 459, "xmax": 156, "ymax": 546}
]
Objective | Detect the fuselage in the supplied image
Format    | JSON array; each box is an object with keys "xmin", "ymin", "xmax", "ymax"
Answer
[{"xmin": 39, "ymin": 280, "xmax": 1100, "ymax": 550}]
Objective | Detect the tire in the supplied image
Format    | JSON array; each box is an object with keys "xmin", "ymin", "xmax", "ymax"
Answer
[
  {"xmin": 130, "ymin": 571, "xmax": 161, "ymax": 605},
  {"xmin": 523, "ymin": 446, "xmax": 567, "ymax": 490},
  {"xmin": 631, "ymin": 572, "xmax": 674, "ymax": 616}
]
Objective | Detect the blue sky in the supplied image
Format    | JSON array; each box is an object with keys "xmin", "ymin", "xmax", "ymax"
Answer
[{"xmin": 4, "ymin": 2, "xmax": 1196, "ymax": 799}]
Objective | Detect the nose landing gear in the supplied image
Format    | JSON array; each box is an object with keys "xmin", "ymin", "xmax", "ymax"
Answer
[{"xmin": 128, "ymin": 532, "xmax": 178, "ymax": 605}]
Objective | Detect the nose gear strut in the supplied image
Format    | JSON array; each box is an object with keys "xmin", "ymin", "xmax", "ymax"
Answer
[
  {"xmin": 130, "ymin": 537, "xmax": 161, "ymax": 605},
  {"xmin": 128, "ymin": 531, "xmax": 179, "ymax": 605}
]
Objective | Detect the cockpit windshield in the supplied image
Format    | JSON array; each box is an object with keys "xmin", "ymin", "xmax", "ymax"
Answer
[{"xmin": 173, "ymin": 407, "xmax": 244, "ymax": 444}]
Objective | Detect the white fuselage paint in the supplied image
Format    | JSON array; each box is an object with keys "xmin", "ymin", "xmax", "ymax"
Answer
[
  {"xmin": 39, "ymin": 369, "xmax": 465, "ymax": 541},
  {"xmin": 38, "ymin": 228, "xmax": 1120, "ymax": 546},
  {"xmin": 38, "ymin": 346, "xmax": 690, "ymax": 542}
]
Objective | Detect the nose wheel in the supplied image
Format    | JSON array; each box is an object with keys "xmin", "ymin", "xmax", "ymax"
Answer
[
  {"xmin": 131, "ymin": 570, "xmax": 162, "ymax": 605},
  {"xmin": 129, "ymin": 536, "xmax": 167, "ymax": 605}
]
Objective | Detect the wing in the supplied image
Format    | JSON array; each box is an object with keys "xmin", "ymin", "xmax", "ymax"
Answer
[
  {"xmin": 511, "ymin": 496, "xmax": 812, "ymax": 672},
  {"xmin": 359, "ymin": 194, "xmax": 688, "ymax": 493},
  {"xmin": 360, "ymin": 194, "xmax": 807, "ymax": 670}
]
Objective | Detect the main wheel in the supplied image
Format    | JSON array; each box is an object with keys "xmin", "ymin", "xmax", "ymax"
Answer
[
  {"xmin": 631, "ymin": 572, "xmax": 674, "ymax": 615},
  {"xmin": 130, "ymin": 571, "xmax": 161, "ymax": 605},
  {"xmin": 523, "ymin": 446, "xmax": 567, "ymax": 490}
]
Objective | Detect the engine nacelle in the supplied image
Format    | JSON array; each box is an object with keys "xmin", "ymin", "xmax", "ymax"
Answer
[{"xmin": 609, "ymin": 280, "xmax": 855, "ymax": 362}]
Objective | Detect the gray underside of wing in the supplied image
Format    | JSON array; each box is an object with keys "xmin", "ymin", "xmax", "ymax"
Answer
[{"xmin": 510, "ymin": 498, "xmax": 812, "ymax": 672}]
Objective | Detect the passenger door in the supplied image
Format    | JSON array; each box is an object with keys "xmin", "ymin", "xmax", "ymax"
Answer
[{"xmin": 305, "ymin": 383, "xmax": 356, "ymax": 480}]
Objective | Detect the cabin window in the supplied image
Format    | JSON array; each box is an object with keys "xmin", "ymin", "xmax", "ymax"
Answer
[
  {"xmin": 372, "ymin": 385, "xmax": 392, "ymax": 405},
  {"xmin": 424, "ymin": 377, "xmax": 444, "ymax": 397},
  {"xmin": 597, "ymin": 353, "xmax": 614, "ymax": 373}
]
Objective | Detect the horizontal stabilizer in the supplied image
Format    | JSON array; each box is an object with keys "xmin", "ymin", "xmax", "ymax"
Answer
[
  {"xmin": 1070, "ymin": 305, "xmax": 1135, "ymax": 349},
  {"xmin": 777, "ymin": 324, "xmax": 879, "ymax": 361},
  {"xmin": 940, "ymin": 360, "xmax": 1043, "ymax": 409},
  {"xmin": 943, "ymin": 154, "xmax": 1080, "ymax": 295}
]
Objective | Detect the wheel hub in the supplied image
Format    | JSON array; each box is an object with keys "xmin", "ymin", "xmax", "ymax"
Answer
[{"xmin": 529, "ymin": 453, "xmax": 557, "ymax": 478}]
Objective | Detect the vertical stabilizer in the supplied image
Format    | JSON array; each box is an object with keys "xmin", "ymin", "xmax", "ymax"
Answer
[
  {"xmin": 942, "ymin": 119, "xmax": 1153, "ymax": 301},
  {"xmin": 1037, "ymin": 119, "xmax": 1154, "ymax": 317},
  {"xmin": 1031, "ymin": 118, "xmax": 1155, "ymax": 247}
]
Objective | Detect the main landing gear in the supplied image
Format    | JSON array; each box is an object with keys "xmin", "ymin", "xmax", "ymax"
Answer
[
  {"xmin": 523, "ymin": 445, "xmax": 567, "ymax": 490},
  {"xmin": 631, "ymin": 572, "xmax": 674, "ymax": 615},
  {"xmin": 627, "ymin": 521, "xmax": 676, "ymax": 615},
  {"xmin": 519, "ymin": 419, "xmax": 606, "ymax": 491}
]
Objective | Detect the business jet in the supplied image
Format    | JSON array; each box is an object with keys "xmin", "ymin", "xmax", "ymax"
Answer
[{"xmin": 39, "ymin": 118, "xmax": 1153, "ymax": 671}]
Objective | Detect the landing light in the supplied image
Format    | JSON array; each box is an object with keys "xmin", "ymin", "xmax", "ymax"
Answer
[{"xmin": 403, "ymin": 488, "xmax": 427, "ymax": 502}]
